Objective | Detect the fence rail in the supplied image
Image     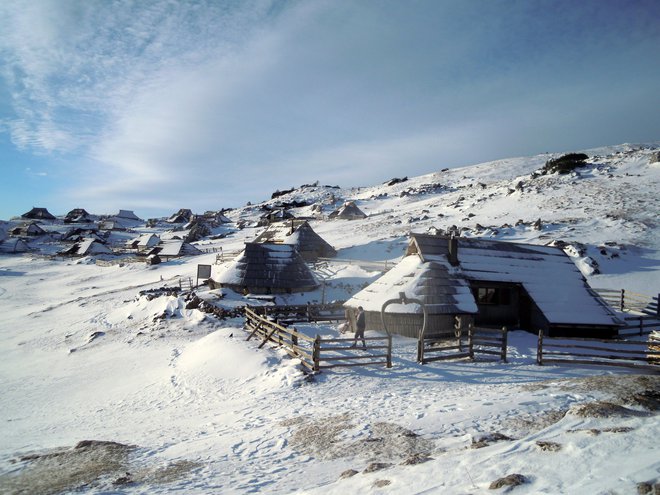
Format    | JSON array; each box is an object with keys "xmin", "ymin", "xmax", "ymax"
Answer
[
  {"xmin": 417, "ymin": 325, "xmax": 508, "ymax": 364},
  {"xmin": 315, "ymin": 257, "xmax": 395, "ymax": 272},
  {"xmin": 617, "ymin": 315, "xmax": 660, "ymax": 338},
  {"xmin": 244, "ymin": 307, "xmax": 391, "ymax": 372},
  {"xmin": 537, "ymin": 330, "xmax": 660, "ymax": 371},
  {"xmin": 248, "ymin": 302, "xmax": 346, "ymax": 324},
  {"xmin": 593, "ymin": 288, "xmax": 659, "ymax": 315}
]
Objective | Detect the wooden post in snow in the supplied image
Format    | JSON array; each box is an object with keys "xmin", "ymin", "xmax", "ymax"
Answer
[
  {"xmin": 501, "ymin": 326, "xmax": 508, "ymax": 363},
  {"xmin": 537, "ymin": 330, "xmax": 544, "ymax": 366}
]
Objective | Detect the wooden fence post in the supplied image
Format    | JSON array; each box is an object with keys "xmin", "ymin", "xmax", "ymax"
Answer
[
  {"xmin": 468, "ymin": 324, "xmax": 474, "ymax": 360},
  {"xmin": 501, "ymin": 326, "xmax": 508, "ymax": 362},
  {"xmin": 313, "ymin": 335, "xmax": 321, "ymax": 372},
  {"xmin": 386, "ymin": 334, "xmax": 392, "ymax": 368},
  {"xmin": 292, "ymin": 326, "xmax": 298, "ymax": 354},
  {"xmin": 537, "ymin": 330, "xmax": 543, "ymax": 366},
  {"xmin": 620, "ymin": 289, "xmax": 625, "ymax": 312}
]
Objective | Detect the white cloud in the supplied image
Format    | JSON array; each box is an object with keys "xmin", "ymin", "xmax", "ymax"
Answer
[{"xmin": 1, "ymin": 1, "xmax": 659, "ymax": 216}]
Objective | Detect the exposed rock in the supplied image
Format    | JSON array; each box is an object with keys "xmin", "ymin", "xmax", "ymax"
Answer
[
  {"xmin": 471, "ymin": 432, "xmax": 513, "ymax": 449},
  {"xmin": 636, "ymin": 479, "xmax": 660, "ymax": 494},
  {"xmin": 339, "ymin": 469, "xmax": 358, "ymax": 479},
  {"xmin": 401, "ymin": 453, "xmax": 433, "ymax": 465},
  {"xmin": 373, "ymin": 479, "xmax": 391, "ymax": 488},
  {"xmin": 536, "ymin": 440, "xmax": 561, "ymax": 452},
  {"xmin": 363, "ymin": 462, "xmax": 392, "ymax": 473},
  {"xmin": 489, "ymin": 473, "xmax": 529, "ymax": 490},
  {"xmin": 569, "ymin": 401, "xmax": 650, "ymax": 418}
]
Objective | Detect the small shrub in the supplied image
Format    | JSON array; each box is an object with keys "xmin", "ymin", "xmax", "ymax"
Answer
[{"xmin": 543, "ymin": 153, "xmax": 589, "ymax": 174}]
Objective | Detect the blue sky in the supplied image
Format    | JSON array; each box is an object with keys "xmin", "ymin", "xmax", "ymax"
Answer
[{"xmin": 1, "ymin": 0, "xmax": 659, "ymax": 220}]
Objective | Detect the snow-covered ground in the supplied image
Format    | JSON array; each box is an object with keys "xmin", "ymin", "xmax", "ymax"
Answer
[{"xmin": 1, "ymin": 143, "xmax": 659, "ymax": 494}]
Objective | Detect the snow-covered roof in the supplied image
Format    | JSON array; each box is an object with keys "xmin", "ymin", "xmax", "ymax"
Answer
[
  {"xmin": 0, "ymin": 238, "xmax": 30, "ymax": 253},
  {"xmin": 345, "ymin": 255, "xmax": 478, "ymax": 314},
  {"xmin": 147, "ymin": 239, "xmax": 202, "ymax": 257},
  {"xmin": 115, "ymin": 209, "xmax": 140, "ymax": 220},
  {"xmin": 214, "ymin": 242, "xmax": 318, "ymax": 292},
  {"xmin": 408, "ymin": 234, "xmax": 622, "ymax": 327},
  {"xmin": 253, "ymin": 220, "xmax": 336, "ymax": 261},
  {"xmin": 329, "ymin": 201, "xmax": 367, "ymax": 219}
]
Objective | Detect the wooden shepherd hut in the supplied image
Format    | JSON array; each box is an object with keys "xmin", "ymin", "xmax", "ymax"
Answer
[
  {"xmin": 345, "ymin": 234, "xmax": 622, "ymax": 338},
  {"xmin": 22, "ymin": 207, "xmax": 56, "ymax": 220},
  {"xmin": 10, "ymin": 222, "xmax": 47, "ymax": 237},
  {"xmin": 328, "ymin": 201, "xmax": 367, "ymax": 220},
  {"xmin": 59, "ymin": 238, "xmax": 113, "ymax": 256},
  {"xmin": 167, "ymin": 208, "xmax": 193, "ymax": 224},
  {"xmin": 212, "ymin": 242, "xmax": 318, "ymax": 294},
  {"xmin": 64, "ymin": 208, "xmax": 92, "ymax": 223},
  {"xmin": 0, "ymin": 238, "xmax": 30, "ymax": 254},
  {"xmin": 253, "ymin": 220, "xmax": 337, "ymax": 261}
]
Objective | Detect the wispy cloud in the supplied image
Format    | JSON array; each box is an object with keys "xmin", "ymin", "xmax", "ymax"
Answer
[{"xmin": 1, "ymin": 0, "xmax": 658, "ymax": 217}]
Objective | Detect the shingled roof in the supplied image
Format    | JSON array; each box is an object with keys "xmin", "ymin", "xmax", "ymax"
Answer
[
  {"xmin": 253, "ymin": 220, "xmax": 337, "ymax": 261},
  {"xmin": 213, "ymin": 242, "xmax": 318, "ymax": 294},
  {"xmin": 22, "ymin": 207, "xmax": 56, "ymax": 220},
  {"xmin": 346, "ymin": 234, "xmax": 621, "ymax": 334},
  {"xmin": 407, "ymin": 234, "xmax": 621, "ymax": 327},
  {"xmin": 328, "ymin": 201, "xmax": 367, "ymax": 220}
]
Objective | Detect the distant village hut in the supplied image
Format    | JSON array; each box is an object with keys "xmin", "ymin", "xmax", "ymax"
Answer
[
  {"xmin": 345, "ymin": 234, "xmax": 622, "ymax": 338},
  {"xmin": 22, "ymin": 207, "xmax": 56, "ymax": 220},
  {"xmin": 62, "ymin": 227, "xmax": 104, "ymax": 243},
  {"xmin": 115, "ymin": 209, "xmax": 141, "ymax": 221},
  {"xmin": 59, "ymin": 238, "xmax": 113, "ymax": 256},
  {"xmin": 212, "ymin": 242, "xmax": 318, "ymax": 294},
  {"xmin": 127, "ymin": 233, "xmax": 160, "ymax": 253},
  {"xmin": 146, "ymin": 239, "xmax": 202, "ymax": 261},
  {"xmin": 328, "ymin": 201, "xmax": 367, "ymax": 220},
  {"xmin": 64, "ymin": 208, "xmax": 92, "ymax": 223},
  {"xmin": 10, "ymin": 222, "xmax": 47, "ymax": 237},
  {"xmin": 167, "ymin": 209, "xmax": 193, "ymax": 224},
  {"xmin": 0, "ymin": 238, "xmax": 30, "ymax": 254},
  {"xmin": 258, "ymin": 208, "xmax": 294, "ymax": 226},
  {"xmin": 254, "ymin": 220, "xmax": 337, "ymax": 262}
]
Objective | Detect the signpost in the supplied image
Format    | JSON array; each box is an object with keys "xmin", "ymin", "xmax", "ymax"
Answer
[{"xmin": 196, "ymin": 264, "xmax": 212, "ymax": 288}]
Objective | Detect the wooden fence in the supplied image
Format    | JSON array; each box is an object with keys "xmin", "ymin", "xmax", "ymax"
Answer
[
  {"xmin": 244, "ymin": 307, "xmax": 391, "ymax": 372},
  {"xmin": 593, "ymin": 288, "xmax": 659, "ymax": 315},
  {"xmin": 617, "ymin": 314, "xmax": 660, "ymax": 338},
  {"xmin": 417, "ymin": 325, "xmax": 508, "ymax": 364},
  {"xmin": 537, "ymin": 330, "xmax": 660, "ymax": 371},
  {"xmin": 179, "ymin": 277, "xmax": 194, "ymax": 291},
  {"xmin": 248, "ymin": 302, "xmax": 346, "ymax": 324}
]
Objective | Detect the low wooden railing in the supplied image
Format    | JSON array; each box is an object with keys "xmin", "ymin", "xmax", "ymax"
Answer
[
  {"xmin": 537, "ymin": 330, "xmax": 660, "ymax": 371},
  {"xmin": 248, "ymin": 302, "xmax": 346, "ymax": 324},
  {"xmin": 593, "ymin": 288, "xmax": 659, "ymax": 315},
  {"xmin": 618, "ymin": 315, "xmax": 660, "ymax": 338},
  {"xmin": 469, "ymin": 325, "xmax": 509, "ymax": 362},
  {"xmin": 244, "ymin": 307, "xmax": 392, "ymax": 372},
  {"xmin": 417, "ymin": 325, "xmax": 508, "ymax": 364}
]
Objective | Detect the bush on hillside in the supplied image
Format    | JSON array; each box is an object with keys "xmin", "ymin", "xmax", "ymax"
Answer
[{"xmin": 543, "ymin": 153, "xmax": 589, "ymax": 174}]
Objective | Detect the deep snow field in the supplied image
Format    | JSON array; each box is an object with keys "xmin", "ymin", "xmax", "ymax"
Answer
[{"xmin": 1, "ymin": 143, "xmax": 659, "ymax": 494}]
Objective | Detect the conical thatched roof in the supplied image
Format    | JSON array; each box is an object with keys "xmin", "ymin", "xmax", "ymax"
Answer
[
  {"xmin": 329, "ymin": 201, "xmax": 367, "ymax": 220},
  {"xmin": 345, "ymin": 255, "xmax": 477, "ymax": 315},
  {"xmin": 213, "ymin": 242, "xmax": 318, "ymax": 294},
  {"xmin": 253, "ymin": 220, "xmax": 336, "ymax": 261}
]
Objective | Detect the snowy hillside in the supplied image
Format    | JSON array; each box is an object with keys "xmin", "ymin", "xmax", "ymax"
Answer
[{"xmin": 0, "ymin": 143, "xmax": 659, "ymax": 494}]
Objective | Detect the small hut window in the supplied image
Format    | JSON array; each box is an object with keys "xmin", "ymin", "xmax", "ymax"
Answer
[{"xmin": 476, "ymin": 287, "xmax": 510, "ymax": 305}]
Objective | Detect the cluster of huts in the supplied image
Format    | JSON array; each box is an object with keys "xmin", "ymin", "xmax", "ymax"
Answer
[{"xmin": 2, "ymin": 202, "xmax": 623, "ymax": 338}]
